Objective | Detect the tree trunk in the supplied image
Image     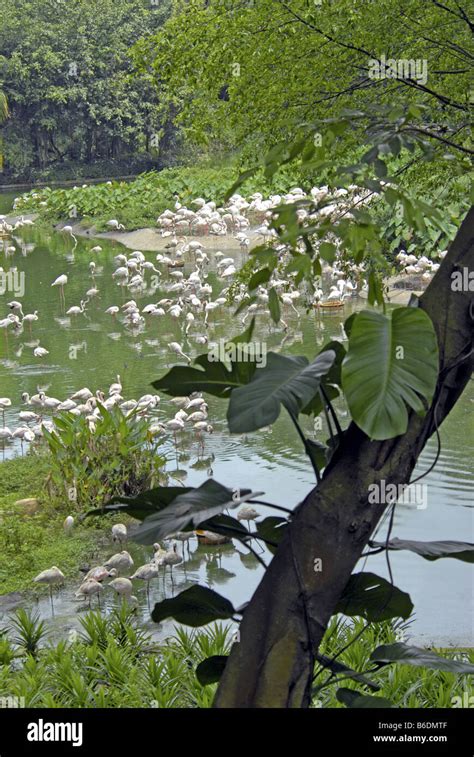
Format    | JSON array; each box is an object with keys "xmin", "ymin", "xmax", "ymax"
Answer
[{"xmin": 214, "ymin": 207, "xmax": 474, "ymax": 708}]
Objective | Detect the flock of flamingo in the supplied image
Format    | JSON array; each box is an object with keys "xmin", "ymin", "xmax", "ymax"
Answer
[{"xmin": 0, "ymin": 183, "xmax": 442, "ymax": 613}]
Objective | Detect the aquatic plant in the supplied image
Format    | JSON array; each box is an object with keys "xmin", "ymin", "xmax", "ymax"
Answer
[{"xmin": 13, "ymin": 164, "xmax": 300, "ymax": 231}]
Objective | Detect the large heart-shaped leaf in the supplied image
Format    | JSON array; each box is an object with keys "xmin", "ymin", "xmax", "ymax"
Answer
[
  {"xmin": 131, "ymin": 479, "xmax": 258, "ymax": 544},
  {"xmin": 314, "ymin": 653, "xmax": 380, "ymax": 691},
  {"xmin": 369, "ymin": 538, "xmax": 474, "ymax": 563},
  {"xmin": 301, "ymin": 340, "xmax": 346, "ymax": 417},
  {"xmin": 335, "ymin": 572, "xmax": 413, "ymax": 622},
  {"xmin": 370, "ymin": 644, "xmax": 474, "ymax": 674},
  {"xmin": 152, "ymin": 586, "xmax": 235, "ymax": 627},
  {"xmin": 228, "ymin": 350, "xmax": 336, "ymax": 433},
  {"xmin": 196, "ymin": 655, "xmax": 228, "ymax": 685},
  {"xmin": 87, "ymin": 487, "xmax": 193, "ymax": 521},
  {"xmin": 341, "ymin": 308, "xmax": 439, "ymax": 439},
  {"xmin": 152, "ymin": 352, "xmax": 257, "ymax": 399},
  {"xmin": 336, "ymin": 688, "xmax": 395, "ymax": 708},
  {"xmin": 199, "ymin": 514, "xmax": 251, "ymax": 541}
]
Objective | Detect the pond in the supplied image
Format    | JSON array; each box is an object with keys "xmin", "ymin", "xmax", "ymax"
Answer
[{"xmin": 0, "ymin": 193, "xmax": 473, "ymax": 647}]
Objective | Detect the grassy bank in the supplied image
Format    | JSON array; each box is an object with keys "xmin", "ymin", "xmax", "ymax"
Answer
[
  {"xmin": 0, "ymin": 454, "xmax": 100, "ymax": 595},
  {"xmin": 0, "ymin": 407, "xmax": 167, "ymax": 596}
]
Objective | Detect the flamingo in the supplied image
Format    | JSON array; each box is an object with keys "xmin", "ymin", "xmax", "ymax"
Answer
[
  {"xmin": 51, "ymin": 274, "xmax": 68, "ymax": 305},
  {"xmin": 0, "ymin": 398, "xmax": 11, "ymax": 425},
  {"xmin": 169, "ymin": 342, "xmax": 191, "ymax": 363},
  {"xmin": 33, "ymin": 347, "xmax": 49, "ymax": 357},
  {"xmin": 22, "ymin": 311, "xmax": 38, "ymax": 334},
  {"xmin": 63, "ymin": 515, "xmax": 74, "ymax": 534},
  {"xmin": 75, "ymin": 578, "xmax": 103, "ymax": 607},
  {"xmin": 33, "ymin": 346, "xmax": 49, "ymax": 358},
  {"xmin": 237, "ymin": 505, "xmax": 259, "ymax": 531},
  {"xmin": 157, "ymin": 543, "xmax": 183, "ymax": 580},
  {"xmin": 33, "ymin": 566, "xmax": 65, "ymax": 610},
  {"xmin": 62, "ymin": 225, "xmax": 78, "ymax": 246},
  {"xmin": 130, "ymin": 563, "xmax": 159, "ymax": 599},
  {"xmin": 104, "ymin": 550, "xmax": 134, "ymax": 574},
  {"xmin": 106, "ymin": 219, "xmax": 125, "ymax": 231},
  {"xmin": 7, "ymin": 300, "xmax": 24, "ymax": 317},
  {"xmin": 108, "ymin": 575, "xmax": 134, "ymax": 601},
  {"xmin": 82, "ymin": 566, "xmax": 114, "ymax": 582},
  {"xmin": 66, "ymin": 300, "xmax": 87, "ymax": 316},
  {"xmin": 112, "ymin": 523, "xmax": 127, "ymax": 544}
]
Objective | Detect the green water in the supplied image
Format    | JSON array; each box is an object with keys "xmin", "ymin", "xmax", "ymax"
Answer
[
  {"xmin": 0, "ymin": 211, "xmax": 472, "ymax": 646},
  {"xmin": 0, "ymin": 192, "xmax": 16, "ymax": 215}
]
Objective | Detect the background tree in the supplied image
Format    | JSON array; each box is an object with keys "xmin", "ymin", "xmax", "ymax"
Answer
[
  {"xmin": 138, "ymin": 0, "xmax": 472, "ymax": 190},
  {"xmin": 0, "ymin": 0, "xmax": 172, "ymax": 181}
]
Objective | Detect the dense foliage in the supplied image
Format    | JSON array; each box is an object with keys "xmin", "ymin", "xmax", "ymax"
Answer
[
  {"xmin": 0, "ymin": 609, "xmax": 229, "ymax": 707},
  {"xmin": 13, "ymin": 162, "xmax": 300, "ymax": 229},
  {"xmin": 139, "ymin": 1, "xmax": 472, "ymax": 174},
  {"xmin": 0, "ymin": 455, "xmax": 99, "ymax": 594},
  {"xmin": 0, "ymin": 0, "xmax": 172, "ymax": 181},
  {"xmin": 1, "ymin": 609, "xmax": 471, "ymax": 707}
]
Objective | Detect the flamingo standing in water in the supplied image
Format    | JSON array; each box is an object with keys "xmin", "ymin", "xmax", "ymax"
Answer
[
  {"xmin": 0, "ymin": 397, "xmax": 11, "ymax": 425},
  {"xmin": 62, "ymin": 225, "xmax": 78, "ymax": 248},
  {"xmin": 33, "ymin": 566, "xmax": 65, "ymax": 612},
  {"xmin": 51, "ymin": 274, "xmax": 68, "ymax": 307}
]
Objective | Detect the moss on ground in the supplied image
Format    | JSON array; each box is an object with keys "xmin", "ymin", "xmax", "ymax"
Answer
[{"xmin": 0, "ymin": 453, "xmax": 101, "ymax": 595}]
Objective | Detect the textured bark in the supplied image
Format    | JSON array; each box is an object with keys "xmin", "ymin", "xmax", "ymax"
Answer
[{"xmin": 214, "ymin": 207, "xmax": 474, "ymax": 708}]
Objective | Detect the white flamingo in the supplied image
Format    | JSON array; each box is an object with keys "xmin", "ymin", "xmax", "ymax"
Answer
[
  {"xmin": 33, "ymin": 566, "xmax": 65, "ymax": 609},
  {"xmin": 51, "ymin": 274, "xmax": 68, "ymax": 305}
]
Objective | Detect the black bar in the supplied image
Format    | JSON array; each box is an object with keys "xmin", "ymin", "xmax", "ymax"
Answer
[{"xmin": 0, "ymin": 707, "xmax": 472, "ymax": 756}]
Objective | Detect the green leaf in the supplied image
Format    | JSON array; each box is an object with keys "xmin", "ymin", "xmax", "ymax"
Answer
[
  {"xmin": 369, "ymin": 538, "xmax": 474, "ymax": 563},
  {"xmin": 367, "ymin": 271, "xmax": 384, "ymax": 306},
  {"xmin": 343, "ymin": 313, "xmax": 357, "ymax": 338},
  {"xmin": 152, "ymin": 352, "xmax": 257, "ymax": 399},
  {"xmin": 341, "ymin": 308, "xmax": 439, "ymax": 439},
  {"xmin": 319, "ymin": 242, "xmax": 337, "ymax": 263},
  {"xmin": 152, "ymin": 586, "xmax": 235, "ymax": 627},
  {"xmin": 234, "ymin": 295, "xmax": 257, "ymax": 317},
  {"xmin": 249, "ymin": 267, "xmax": 272, "ymax": 290},
  {"xmin": 315, "ymin": 654, "xmax": 380, "ymax": 691},
  {"xmin": 335, "ymin": 572, "xmax": 413, "ymax": 622},
  {"xmin": 196, "ymin": 655, "xmax": 228, "ymax": 685},
  {"xmin": 336, "ymin": 688, "xmax": 395, "ymax": 708},
  {"xmin": 87, "ymin": 487, "xmax": 193, "ymax": 521},
  {"xmin": 374, "ymin": 158, "xmax": 387, "ymax": 178},
  {"xmin": 370, "ymin": 644, "xmax": 474, "ymax": 674},
  {"xmin": 285, "ymin": 254, "xmax": 312, "ymax": 284},
  {"xmin": 268, "ymin": 288, "xmax": 281, "ymax": 323},
  {"xmin": 224, "ymin": 167, "xmax": 258, "ymax": 201},
  {"xmin": 305, "ymin": 439, "xmax": 329, "ymax": 474},
  {"xmin": 130, "ymin": 479, "xmax": 255, "ymax": 544},
  {"xmin": 226, "ymin": 318, "xmax": 256, "ymax": 348},
  {"xmin": 228, "ymin": 350, "xmax": 336, "ymax": 433},
  {"xmin": 301, "ymin": 340, "xmax": 346, "ymax": 416}
]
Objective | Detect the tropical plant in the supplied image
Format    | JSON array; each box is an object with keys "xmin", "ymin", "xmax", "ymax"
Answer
[
  {"xmin": 43, "ymin": 405, "xmax": 167, "ymax": 511},
  {"xmin": 0, "ymin": 609, "xmax": 232, "ymax": 708}
]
